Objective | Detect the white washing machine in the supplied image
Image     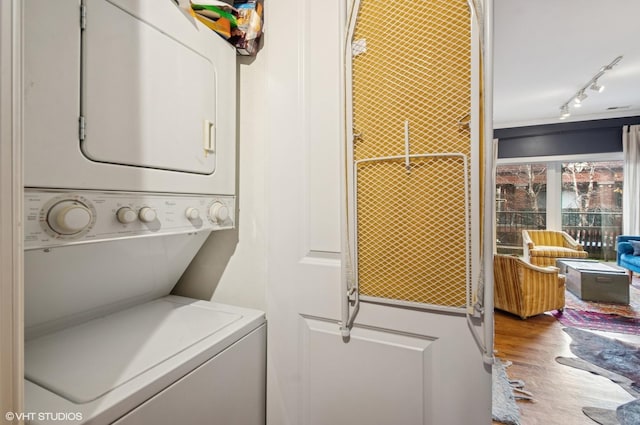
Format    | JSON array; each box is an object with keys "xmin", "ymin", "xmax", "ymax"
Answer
[
  {"xmin": 23, "ymin": 191, "xmax": 266, "ymax": 424},
  {"xmin": 23, "ymin": 1, "xmax": 265, "ymax": 424}
]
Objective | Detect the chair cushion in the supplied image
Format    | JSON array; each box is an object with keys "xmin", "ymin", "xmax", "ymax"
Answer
[{"xmin": 529, "ymin": 246, "xmax": 588, "ymax": 258}]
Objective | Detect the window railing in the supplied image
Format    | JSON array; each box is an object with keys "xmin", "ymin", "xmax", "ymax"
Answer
[{"xmin": 496, "ymin": 210, "xmax": 622, "ymax": 261}]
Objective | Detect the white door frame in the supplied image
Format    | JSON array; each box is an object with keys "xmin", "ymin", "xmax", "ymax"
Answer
[{"xmin": 0, "ymin": 0, "xmax": 24, "ymax": 420}]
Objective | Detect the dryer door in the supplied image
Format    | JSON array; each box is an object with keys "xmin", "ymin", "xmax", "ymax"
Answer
[{"xmin": 81, "ymin": 0, "xmax": 220, "ymax": 175}]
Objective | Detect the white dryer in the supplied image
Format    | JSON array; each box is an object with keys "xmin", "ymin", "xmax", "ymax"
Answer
[{"xmin": 24, "ymin": 0, "xmax": 236, "ymax": 194}]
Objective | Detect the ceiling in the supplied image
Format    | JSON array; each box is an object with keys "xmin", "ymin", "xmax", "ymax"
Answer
[{"xmin": 493, "ymin": 0, "xmax": 640, "ymax": 129}]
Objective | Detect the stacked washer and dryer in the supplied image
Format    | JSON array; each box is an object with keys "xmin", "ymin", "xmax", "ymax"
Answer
[{"xmin": 23, "ymin": 1, "xmax": 266, "ymax": 424}]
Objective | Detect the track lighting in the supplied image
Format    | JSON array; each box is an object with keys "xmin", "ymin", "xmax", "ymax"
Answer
[
  {"xmin": 574, "ymin": 91, "xmax": 587, "ymax": 104},
  {"xmin": 603, "ymin": 56, "xmax": 623, "ymax": 71},
  {"xmin": 558, "ymin": 55, "xmax": 622, "ymax": 119}
]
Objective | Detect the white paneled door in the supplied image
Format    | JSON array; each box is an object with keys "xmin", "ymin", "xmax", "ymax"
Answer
[{"xmin": 265, "ymin": 1, "xmax": 492, "ymax": 424}]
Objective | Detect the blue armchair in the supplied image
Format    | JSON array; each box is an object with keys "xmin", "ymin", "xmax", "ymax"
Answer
[{"xmin": 617, "ymin": 235, "xmax": 640, "ymax": 283}]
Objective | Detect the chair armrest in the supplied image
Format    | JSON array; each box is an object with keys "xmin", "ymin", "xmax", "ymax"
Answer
[
  {"xmin": 523, "ymin": 263, "xmax": 559, "ymax": 274},
  {"xmin": 519, "ymin": 264, "xmax": 564, "ymax": 300},
  {"xmin": 618, "ymin": 242, "xmax": 634, "ymax": 255},
  {"xmin": 522, "ymin": 231, "xmax": 535, "ymax": 250},
  {"xmin": 561, "ymin": 232, "xmax": 584, "ymax": 251}
]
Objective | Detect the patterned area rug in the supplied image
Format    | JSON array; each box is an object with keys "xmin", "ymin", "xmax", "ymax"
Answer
[
  {"xmin": 550, "ymin": 277, "xmax": 640, "ymax": 334},
  {"xmin": 551, "ymin": 309, "xmax": 640, "ymax": 335},
  {"xmin": 563, "ymin": 279, "xmax": 640, "ymax": 319}
]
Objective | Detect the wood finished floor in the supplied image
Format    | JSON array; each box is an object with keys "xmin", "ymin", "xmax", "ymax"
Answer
[{"xmin": 492, "ymin": 309, "xmax": 640, "ymax": 425}]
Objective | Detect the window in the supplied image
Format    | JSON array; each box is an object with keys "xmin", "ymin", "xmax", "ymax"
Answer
[
  {"xmin": 496, "ymin": 164, "xmax": 547, "ymax": 254},
  {"xmin": 496, "ymin": 157, "xmax": 623, "ymax": 259},
  {"xmin": 561, "ymin": 161, "xmax": 623, "ymax": 261}
]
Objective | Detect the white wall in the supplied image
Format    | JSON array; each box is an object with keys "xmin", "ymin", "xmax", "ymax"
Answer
[{"xmin": 173, "ymin": 54, "xmax": 268, "ymax": 311}]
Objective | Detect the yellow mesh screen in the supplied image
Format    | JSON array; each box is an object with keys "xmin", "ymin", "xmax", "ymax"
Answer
[
  {"xmin": 356, "ymin": 157, "xmax": 468, "ymax": 306},
  {"xmin": 351, "ymin": 0, "xmax": 472, "ymax": 307}
]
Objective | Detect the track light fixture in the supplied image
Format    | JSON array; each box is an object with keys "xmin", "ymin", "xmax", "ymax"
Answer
[
  {"xmin": 558, "ymin": 55, "xmax": 622, "ymax": 119},
  {"xmin": 574, "ymin": 91, "xmax": 587, "ymax": 104}
]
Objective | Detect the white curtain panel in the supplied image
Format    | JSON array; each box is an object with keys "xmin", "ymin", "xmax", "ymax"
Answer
[{"xmin": 622, "ymin": 125, "xmax": 640, "ymax": 235}]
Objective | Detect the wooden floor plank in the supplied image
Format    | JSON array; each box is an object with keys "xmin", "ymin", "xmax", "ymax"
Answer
[{"xmin": 492, "ymin": 309, "xmax": 638, "ymax": 425}]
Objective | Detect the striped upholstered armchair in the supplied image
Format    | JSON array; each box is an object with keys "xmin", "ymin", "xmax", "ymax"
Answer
[
  {"xmin": 493, "ymin": 254, "xmax": 566, "ymax": 319},
  {"xmin": 522, "ymin": 229, "xmax": 588, "ymax": 267}
]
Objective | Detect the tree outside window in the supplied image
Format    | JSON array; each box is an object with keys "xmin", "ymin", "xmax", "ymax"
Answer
[
  {"xmin": 495, "ymin": 164, "xmax": 546, "ymax": 254},
  {"xmin": 561, "ymin": 161, "xmax": 623, "ymax": 260}
]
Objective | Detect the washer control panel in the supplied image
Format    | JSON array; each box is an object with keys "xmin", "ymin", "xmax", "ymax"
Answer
[{"xmin": 24, "ymin": 189, "xmax": 235, "ymax": 250}]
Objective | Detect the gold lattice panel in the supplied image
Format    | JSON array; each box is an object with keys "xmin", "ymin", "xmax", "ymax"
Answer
[
  {"xmin": 351, "ymin": 0, "xmax": 472, "ymax": 307},
  {"xmin": 356, "ymin": 157, "xmax": 468, "ymax": 306}
]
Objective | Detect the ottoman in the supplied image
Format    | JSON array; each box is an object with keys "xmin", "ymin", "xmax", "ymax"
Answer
[{"xmin": 556, "ymin": 259, "xmax": 629, "ymax": 304}]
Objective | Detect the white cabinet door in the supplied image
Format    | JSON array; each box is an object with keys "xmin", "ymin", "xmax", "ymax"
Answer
[{"xmin": 265, "ymin": 1, "xmax": 492, "ymax": 424}]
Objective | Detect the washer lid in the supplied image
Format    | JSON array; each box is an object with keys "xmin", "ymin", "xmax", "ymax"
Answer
[{"xmin": 25, "ymin": 298, "xmax": 242, "ymax": 404}]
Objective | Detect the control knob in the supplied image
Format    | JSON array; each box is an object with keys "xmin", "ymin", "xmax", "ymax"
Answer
[
  {"xmin": 116, "ymin": 207, "xmax": 137, "ymax": 224},
  {"xmin": 185, "ymin": 207, "xmax": 200, "ymax": 220},
  {"xmin": 208, "ymin": 202, "xmax": 229, "ymax": 224},
  {"xmin": 47, "ymin": 200, "xmax": 93, "ymax": 235},
  {"xmin": 138, "ymin": 207, "xmax": 157, "ymax": 223}
]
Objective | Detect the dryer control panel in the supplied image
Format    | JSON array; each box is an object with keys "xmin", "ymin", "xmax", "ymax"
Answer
[{"xmin": 24, "ymin": 189, "xmax": 235, "ymax": 250}]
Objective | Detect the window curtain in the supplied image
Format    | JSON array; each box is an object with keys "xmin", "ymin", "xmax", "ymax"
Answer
[{"xmin": 623, "ymin": 125, "xmax": 640, "ymax": 235}]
